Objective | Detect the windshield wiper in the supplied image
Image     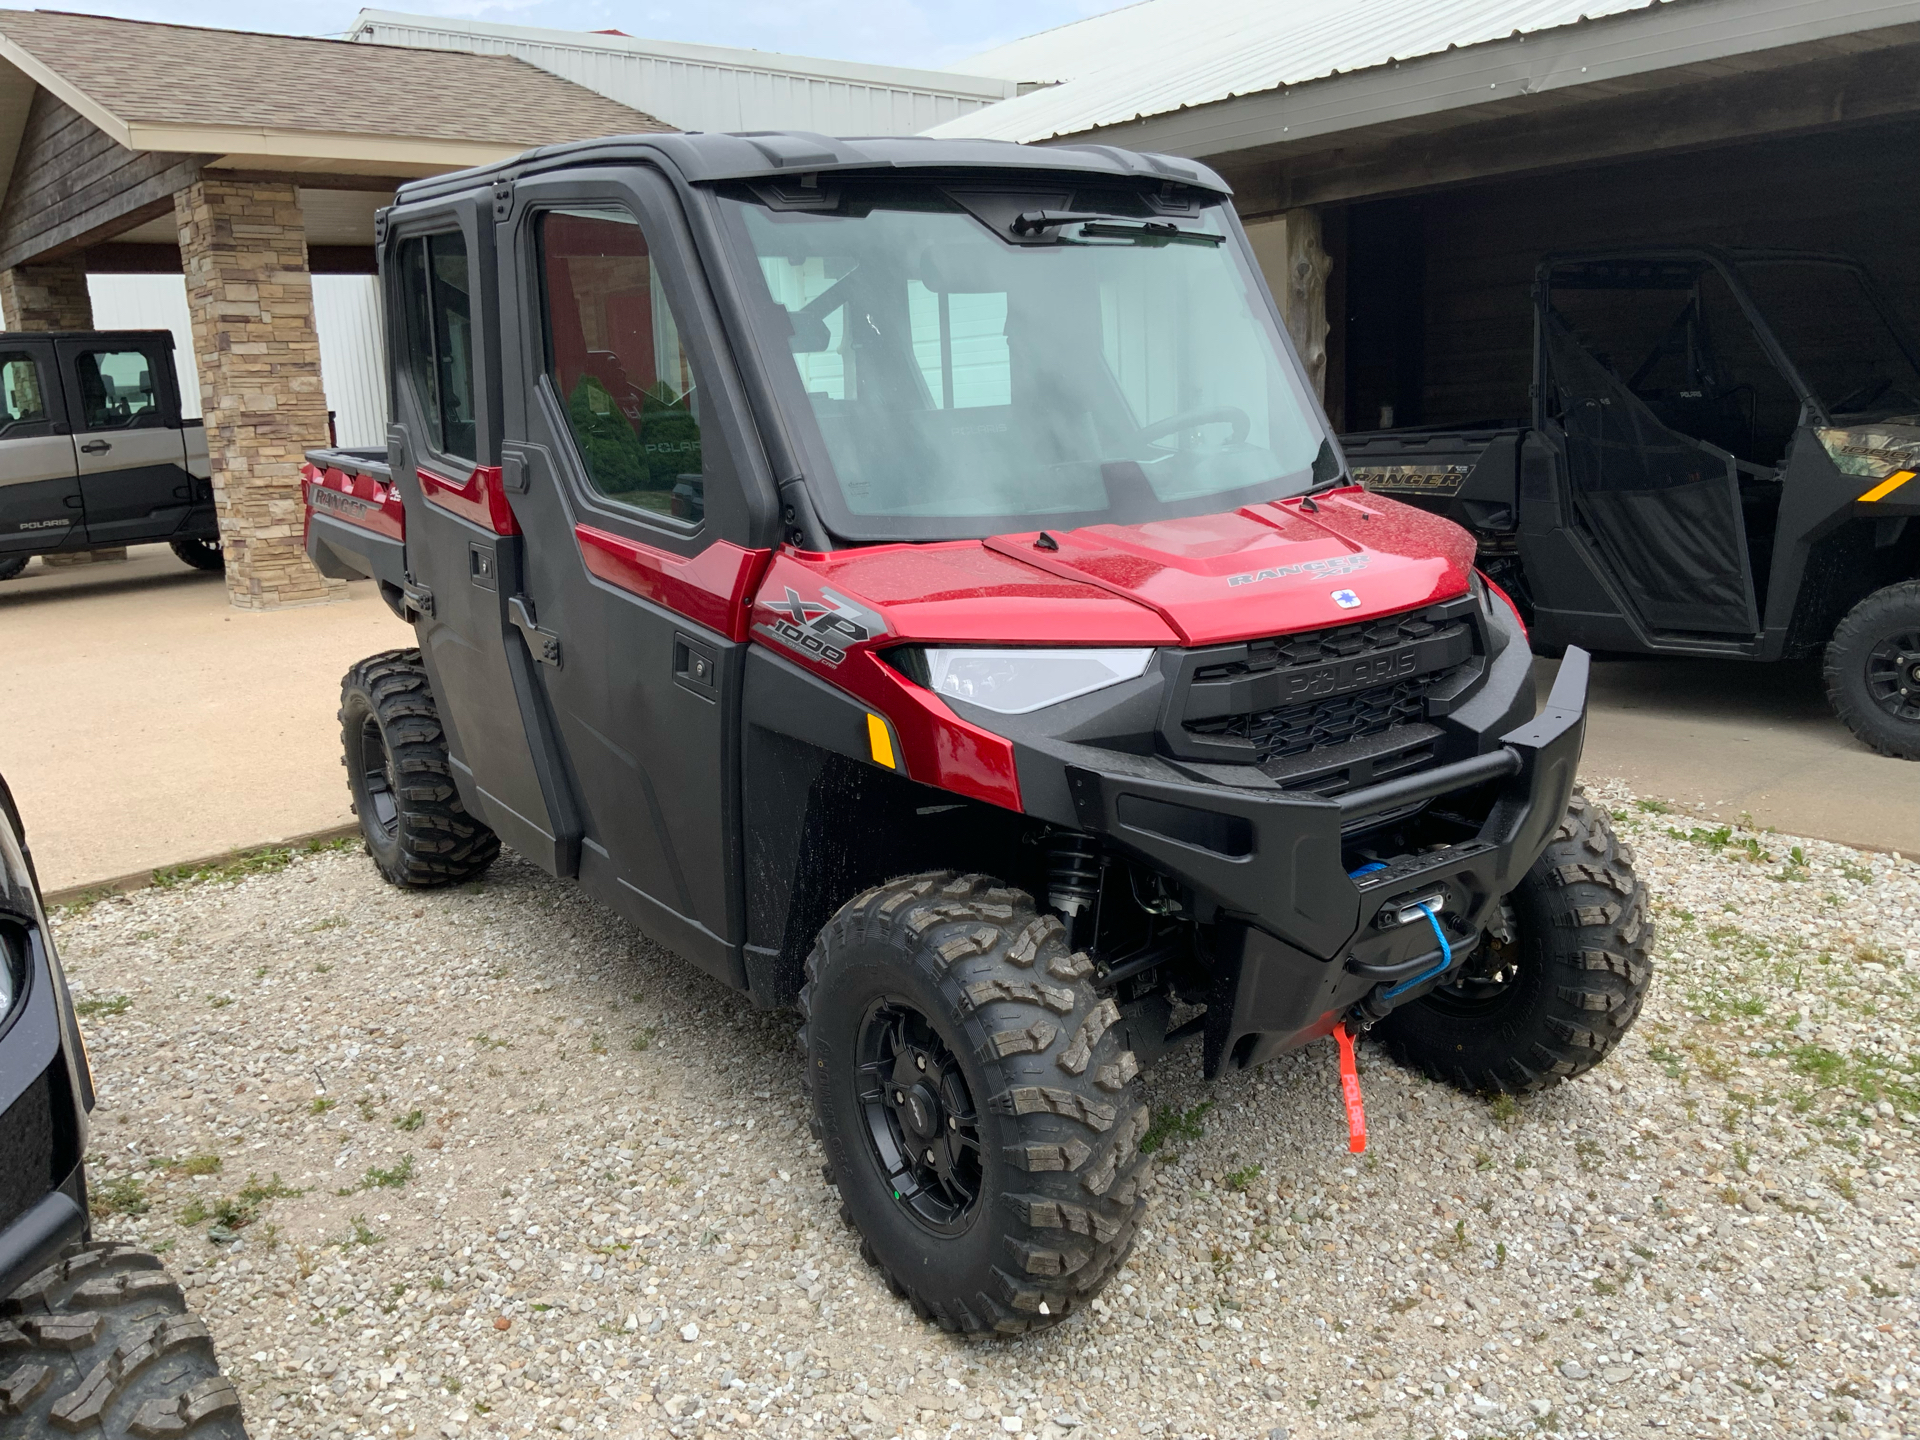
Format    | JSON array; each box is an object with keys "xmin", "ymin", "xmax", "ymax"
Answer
[{"xmin": 1008, "ymin": 210, "xmax": 1224, "ymax": 247}]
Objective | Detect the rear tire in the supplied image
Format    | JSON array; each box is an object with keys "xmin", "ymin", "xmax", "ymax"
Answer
[
  {"xmin": 801, "ymin": 872, "xmax": 1149, "ymax": 1335},
  {"xmin": 1824, "ymin": 580, "xmax": 1920, "ymax": 760},
  {"xmin": 1377, "ymin": 790, "xmax": 1652, "ymax": 1095},
  {"xmin": 167, "ymin": 537, "xmax": 223, "ymax": 573},
  {"xmin": 339, "ymin": 649, "xmax": 499, "ymax": 887},
  {"xmin": 0, "ymin": 1241, "xmax": 247, "ymax": 1440},
  {"xmin": 0, "ymin": 555, "xmax": 28, "ymax": 582}
]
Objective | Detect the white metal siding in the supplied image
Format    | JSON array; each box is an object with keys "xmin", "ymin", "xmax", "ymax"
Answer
[
  {"xmin": 350, "ymin": 12, "xmax": 1014, "ymax": 136},
  {"xmin": 86, "ymin": 274, "xmax": 390, "ymax": 449}
]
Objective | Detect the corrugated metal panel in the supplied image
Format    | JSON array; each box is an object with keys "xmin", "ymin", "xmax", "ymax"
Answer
[
  {"xmin": 350, "ymin": 10, "xmax": 1016, "ymax": 136},
  {"xmin": 85, "ymin": 274, "xmax": 201, "ymax": 416},
  {"xmin": 86, "ymin": 274, "xmax": 389, "ymax": 449},
  {"xmin": 932, "ymin": 0, "xmax": 1916, "ymax": 144},
  {"xmin": 313, "ymin": 276, "xmax": 390, "ymax": 450}
]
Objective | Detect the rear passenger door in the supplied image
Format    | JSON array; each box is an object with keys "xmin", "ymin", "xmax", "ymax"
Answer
[
  {"xmin": 0, "ymin": 341, "xmax": 80, "ymax": 555},
  {"xmin": 494, "ymin": 171, "xmax": 775, "ymax": 984},
  {"xmin": 55, "ymin": 336, "xmax": 201, "ymax": 547},
  {"xmin": 385, "ymin": 210, "xmax": 577, "ymax": 876}
]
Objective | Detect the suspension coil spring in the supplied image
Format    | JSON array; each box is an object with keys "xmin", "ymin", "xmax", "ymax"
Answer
[{"xmin": 1045, "ymin": 832, "xmax": 1102, "ymax": 920}]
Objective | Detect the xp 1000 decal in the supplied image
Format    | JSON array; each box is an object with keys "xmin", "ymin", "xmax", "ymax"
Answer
[{"xmin": 757, "ymin": 586, "xmax": 878, "ymax": 667}]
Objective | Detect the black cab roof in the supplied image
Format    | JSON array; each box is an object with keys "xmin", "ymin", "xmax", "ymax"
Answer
[{"xmin": 394, "ymin": 130, "xmax": 1231, "ymax": 206}]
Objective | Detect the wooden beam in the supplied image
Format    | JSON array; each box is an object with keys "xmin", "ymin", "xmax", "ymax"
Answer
[
  {"xmin": 0, "ymin": 89, "xmax": 205, "ymax": 272},
  {"xmin": 1224, "ymin": 41, "xmax": 1920, "ymax": 215}
]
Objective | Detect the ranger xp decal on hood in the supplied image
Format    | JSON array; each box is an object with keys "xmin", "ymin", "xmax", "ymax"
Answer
[
  {"xmin": 758, "ymin": 586, "xmax": 878, "ymax": 667},
  {"xmin": 1227, "ymin": 553, "xmax": 1370, "ymax": 589}
]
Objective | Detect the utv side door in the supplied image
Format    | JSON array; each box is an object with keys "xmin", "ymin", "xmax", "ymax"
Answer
[
  {"xmin": 55, "ymin": 336, "xmax": 202, "ymax": 547},
  {"xmin": 385, "ymin": 209, "xmax": 577, "ymax": 873},
  {"xmin": 0, "ymin": 341, "xmax": 80, "ymax": 555},
  {"xmin": 493, "ymin": 170, "xmax": 775, "ymax": 987}
]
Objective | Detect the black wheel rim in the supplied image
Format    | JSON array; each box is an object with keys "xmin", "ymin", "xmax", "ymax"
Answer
[
  {"xmin": 1864, "ymin": 629, "xmax": 1920, "ymax": 723},
  {"xmin": 357, "ymin": 714, "xmax": 400, "ymax": 837},
  {"xmin": 854, "ymin": 998, "xmax": 983, "ymax": 1235},
  {"xmin": 1420, "ymin": 913, "xmax": 1524, "ymax": 1017}
]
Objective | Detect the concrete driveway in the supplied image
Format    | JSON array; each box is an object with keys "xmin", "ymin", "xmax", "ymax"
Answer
[
  {"xmin": 1546, "ymin": 653, "xmax": 1920, "ymax": 855},
  {"xmin": 0, "ymin": 545, "xmax": 410, "ymax": 893}
]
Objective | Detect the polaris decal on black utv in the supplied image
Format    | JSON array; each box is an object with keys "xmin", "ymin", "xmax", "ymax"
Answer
[{"xmin": 306, "ymin": 132, "xmax": 1651, "ymax": 1336}]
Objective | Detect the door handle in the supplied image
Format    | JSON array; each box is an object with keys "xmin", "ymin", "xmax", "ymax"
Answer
[{"xmin": 80, "ymin": 440, "xmax": 111, "ymax": 454}]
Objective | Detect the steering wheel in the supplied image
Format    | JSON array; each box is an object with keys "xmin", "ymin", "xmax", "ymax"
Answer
[{"xmin": 1136, "ymin": 406, "xmax": 1250, "ymax": 447}]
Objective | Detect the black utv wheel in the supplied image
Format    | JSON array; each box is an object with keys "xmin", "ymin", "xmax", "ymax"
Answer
[
  {"xmin": 1824, "ymin": 580, "xmax": 1920, "ymax": 760},
  {"xmin": 0, "ymin": 555, "xmax": 27, "ymax": 582},
  {"xmin": 339, "ymin": 649, "xmax": 499, "ymax": 887},
  {"xmin": 1377, "ymin": 790, "xmax": 1652, "ymax": 1094},
  {"xmin": 168, "ymin": 536, "xmax": 224, "ymax": 573},
  {"xmin": 0, "ymin": 1242, "xmax": 247, "ymax": 1440},
  {"xmin": 801, "ymin": 873, "xmax": 1150, "ymax": 1335}
]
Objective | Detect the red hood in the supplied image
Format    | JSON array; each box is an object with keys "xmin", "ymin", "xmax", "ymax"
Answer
[{"xmin": 763, "ymin": 490, "xmax": 1475, "ymax": 649}]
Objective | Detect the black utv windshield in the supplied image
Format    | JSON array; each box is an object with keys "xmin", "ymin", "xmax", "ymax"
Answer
[{"xmin": 715, "ymin": 180, "xmax": 1330, "ymax": 542}]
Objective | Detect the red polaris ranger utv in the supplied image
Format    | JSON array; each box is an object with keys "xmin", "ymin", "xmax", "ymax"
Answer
[{"xmin": 304, "ymin": 133, "xmax": 1651, "ymax": 1335}]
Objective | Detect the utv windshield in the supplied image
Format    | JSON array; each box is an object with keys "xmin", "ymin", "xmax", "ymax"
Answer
[
  {"xmin": 1733, "ymin": 258, "xmax": 1920, "ymax": 421},
  {"xmin": 716, "ymin": 180, "xmax": 1330, "ymax": 542}
]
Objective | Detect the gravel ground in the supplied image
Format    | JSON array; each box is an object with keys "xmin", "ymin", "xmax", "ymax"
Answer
[{"xmin": 52, "ymin": 779, "xmax": 1918, "ymax": 1440}]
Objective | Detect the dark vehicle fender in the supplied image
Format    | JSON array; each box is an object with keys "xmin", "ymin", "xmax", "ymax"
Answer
[
  {"xmin": 0, "ymin": 779, "xmax": 92, "ymax": 1298},
  {"xmin": 739, "ymin": 648, "xmax": 1035, "ymax": 1008},
  {"xmin": 1767, "ymin": 435, "xmax": 1920, "ymax": 656}
]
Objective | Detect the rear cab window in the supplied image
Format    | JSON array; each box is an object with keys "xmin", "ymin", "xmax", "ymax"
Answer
[{"xmin": 398, "ymin": 232, "xmax": 478, "ymax": 463}]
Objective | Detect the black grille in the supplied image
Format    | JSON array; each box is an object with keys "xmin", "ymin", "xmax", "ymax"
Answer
[
  {"xmin": 1188, "ymin": 676, "xmax": 1432, "ymax": 760},
  {"xmin": 1191, "ymin": 609, "xmax": 1463, "ymax": 683},
  {"xmin": 1172, "ymin": 598, "xmax": 1479, "ymax": 770}
]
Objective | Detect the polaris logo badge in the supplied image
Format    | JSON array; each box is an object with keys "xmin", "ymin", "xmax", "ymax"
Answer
[
  {"xmin": 1227, "ymin": 553, "xmax": 1369, "ymax": 588},
  {"xmin": 759, "ymin": 586, "xmax": 877, "ymax": 667},
  {"xmin": 1331, "ymin": 589, "xmax": 1362, "ymax": 609}
]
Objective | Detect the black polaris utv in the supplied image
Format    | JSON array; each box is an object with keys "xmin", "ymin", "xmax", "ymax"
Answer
[
  {"xmin": 1341, "ymin": 247, "xmax": 1920, "ymax": 759},
  {"xmin": 0, "ymin": 330, "xmax": 222, "ymax": 581},
  {"xmin": 307, "ymin": 131, "xmax": 1651, "ymax": 1335},
  {"xmin": 0, "ymin": 774, "xmax": 247, "ymax": 1438}
]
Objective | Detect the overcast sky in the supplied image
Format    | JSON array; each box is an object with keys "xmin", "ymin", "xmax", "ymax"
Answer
[{"xmin": 58, "ymin": 0, "xmax": 1126, "ymax": 68}]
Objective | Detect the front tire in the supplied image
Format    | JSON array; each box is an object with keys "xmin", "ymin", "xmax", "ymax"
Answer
[
  {"xmin": 801, "ymin": 873, "xmax": 1149, "ymax": 1335},
  {"xmin": 0, "ymin": 1242, "xmax": 247, "ymax": 1440},
  {"xmin": 167, "ymin": 536, "xmax": 224, "ymax": 573},
  {"xmin": 1825, "ymin": 580, "xmax": 1920, "ymax": 760},
  {"xmin": 0, "ymin": 555, "xmax": 28, "ymax": 582},
  {"xmin": 1377, "ymin": 790, "xmax": 1652, "ymax": 1094},
  {"xmin": 339, "ymin": 649, "xmax": 499, "ymax": 887}
]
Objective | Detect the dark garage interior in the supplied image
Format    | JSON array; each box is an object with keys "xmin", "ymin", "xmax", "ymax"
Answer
[{"xmin": 1332, "ymin": 116, "xmax": 1920, "ymax": 436}]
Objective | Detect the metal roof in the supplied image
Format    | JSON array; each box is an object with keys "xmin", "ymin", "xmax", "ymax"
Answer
[
  {"xmin": 930, "ymin": 0, "xmax": 1920, "ymax": 147},
  {"xmin": 349, "ymin": 9, "xmax": 1017, "ymax": 138}
]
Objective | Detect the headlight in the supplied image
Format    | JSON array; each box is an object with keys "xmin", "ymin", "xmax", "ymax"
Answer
[{"xmin": 904, "ymin": 648, "xmax": 1156, "ymax": 715}]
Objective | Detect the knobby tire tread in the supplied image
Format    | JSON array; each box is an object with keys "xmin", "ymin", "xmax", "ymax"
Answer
[
  {"xmin": 0, "ymin": 1241, "xmax": 247, "ymax": 1439},
  {"xmin": 800, "ymin": 872, "xmax": 1149, "ymax": 1337},
  {"xmin": 339, "ymin": 649, "xmax": 499, "ymax": 888}
]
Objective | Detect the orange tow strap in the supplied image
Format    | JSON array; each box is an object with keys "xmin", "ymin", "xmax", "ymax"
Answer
[{"xmin": 1334, "ymin": 1023, "xmax": 1367, "ymax": 1153}]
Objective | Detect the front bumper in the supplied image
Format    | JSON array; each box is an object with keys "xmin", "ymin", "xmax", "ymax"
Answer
[{"xmin": 1042, "ymin": 646, "xmax": 1590, "ymax": 1075}]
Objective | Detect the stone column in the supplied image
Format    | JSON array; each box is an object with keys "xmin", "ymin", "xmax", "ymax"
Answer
[
  {"xmin": 0, "ymin": 257, "xmax": 93, "ymax": 332},
  {"xmin": 1244, "ymin": 208, "xmax": 1333, "ymax": 403},
  {"xmin": 175, "ymin": 177, "xmax": 341, "ymax": 609}
]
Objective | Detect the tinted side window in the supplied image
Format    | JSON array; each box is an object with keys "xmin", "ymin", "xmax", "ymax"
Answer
[
  {"xmin": 538, "ymin": 208, "xmax": 703, "ymax": 522},
  {"xmin": 72, "ymin": 349, "xmax": 161, "ymax": 430},
  {"xmin": 0, "ymin": 352, "xmax": 47, "ymax": 430},
  {"xmin": 399, "ymin": 232, "xmax": 477, "ymax": 461}
]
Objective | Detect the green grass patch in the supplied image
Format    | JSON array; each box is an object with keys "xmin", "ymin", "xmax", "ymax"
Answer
[
  {"xmin": 1139, "ymin": 1101, "xmax": 1213, "ymax": 1155},
  {"xmin": 73, "ymin": 994, "xmax": 131, "ymax": 1018},
  {"xmin": 91, "ymin": 1172, "xmax": 149, "ymax": 1217}
]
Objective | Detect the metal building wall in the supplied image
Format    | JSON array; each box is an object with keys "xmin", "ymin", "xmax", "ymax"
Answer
[
  {"xmin": 348, "ymin": 12, "xmax": 1015, "ymax": 136},
  {"xmin": 87, "ymin": 274, "xmax": 390, "ymax": 447}
]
